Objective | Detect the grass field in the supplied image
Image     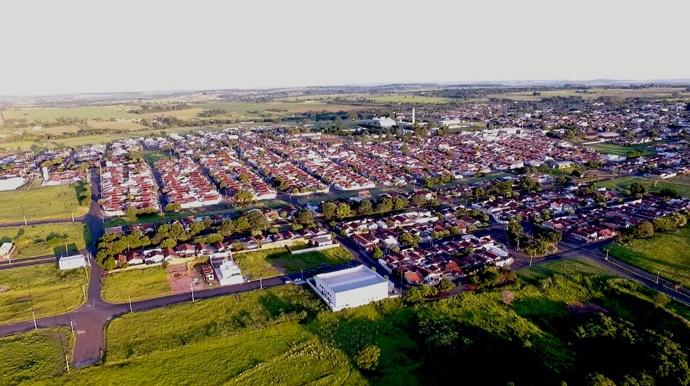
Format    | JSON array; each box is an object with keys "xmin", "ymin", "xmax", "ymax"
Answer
[
  {"xmin": 597, "ymin": 176, "xmax": 690, "ymax": 198},
  {"xmin": 486, "ymin": 87, "xmax": 690, "ymax": 102},
  {"xmin": 2, "ymin": 106, "xmax": 140, "ymax": 123},
  {"xmin": 142, "ymin": 150, "xmax": 170, "ymax": 165},
  {"xmin": 0, "ymin": 264, "xmax": 88, "ymax": 323},
  {"xmin": 101, "ymin": 266, "xmax": 172, "ymax": 303},
  {"xmin": 0, "ymin": 185, "xmax": 88, "ymax": 223},
  {"xmin": 585, "ymin": 141, "xmax": 660, "ymax": 156},
  {"xmin": 234, "ymin": 246, "xmax": 354, "ymax": 280},
  {"xmin": 7, "ymin": 257, "xmax": 690, "ymax": 385},
  {"xmin": 608, "ymin": 226, "xmax": 690, "ymax": 288},
  {"xmin": 0, "ymin": 223, "xmax": 90, "ymax": 258},
  {"xmin": 89, "ymin": 121, "xmax": 147, "ymax": 131},
  {"xmin": 0, "ymin": 327, "xmax": 72, "ymax": 386}
]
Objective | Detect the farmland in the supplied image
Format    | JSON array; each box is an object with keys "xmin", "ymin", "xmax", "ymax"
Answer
[
  {"xmin": 101, "ymin": 266, "xmax": 172, "ymax": 303},
  {"xmin": 0, "ymin": 223, "xmax": 91, "ymax": 258},
  {"xmin": 0, "ymin": 328, "xmax": 72, "ymax": 386},
  {"xmin": 0, "ymin": 264, "xmax": 88, "ymax": 323},
  {"xmin": 233, "ymin": 245, "xmax": 354, "ymax": 280},
  {"xmin": 608, "ymin": 226, "xmax": 690, "ymax": 288},
  {"xmin": 2, "ymin": 106, "xmax": 140, "ymax": 122},
  {"xmin": 0, "ymin": 185, "xmax": 88, "ymax": 223}
]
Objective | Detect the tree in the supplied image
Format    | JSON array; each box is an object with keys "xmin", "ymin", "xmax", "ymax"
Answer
[
  {"xmin": 248, "ymin": 210, "xmax": 270, "ymax": 231},
  {"xmin": 654, "ymin": 292, "xmax": 670, "ymax": 308},
  {"xmin": 393, "ymin": 197, "xmax": 407, "ymax": 211},
  {"xmin": 437, "ymin": 278, "xmax": 455, "ymax": 293},
  {"xmin": 358, "ymin": 199, "xmax": 373, "ymax": 216},
  {"xmin": 399, "ymin": 232, "xmax": 414, "ymax": 245},
  {"xmin": 403, "ymin": 287, "xmax": 424, "ymax": 304},
  {"xmin": 501, "ymin": 290, "xmax": 515, "ymax": 305},
  {"xmin": 629, "ymin": 182, "xmax": 647, "ymax": 195},
  {"xmin": 336, "ymin": 203, "xmax": 352, "ymax": 219},
  {"xmin": 234, "ymin": 216, "xmax": 251, "ymax": 232},
  {"xmin": 238, "ymin": 173, "xmax": 249, "ymax": 183},
  {"xmin": 636, "ymin": 221, "xmax": 655, "ymax": 239},
  {"xmin": 586, "ymin": 373, "xmax": 617, "ymax": 386},
  {"xmin": 355, "ymin": 345, "xmax": 381, "ymax": 371},
  {"xmin": 372, "ymin": 247, "xmax": 384, "ymax": 259},
  {"xmin": 411, "ymin": 194, "xmax": 426, "ymax": 208},
  {"xmin": 125, "ymin": 207, "xmax": 137, "ymax": 221},
  {"xmin": 400, "ymin": 144, "xmax": 410, "ymax": 156},
  {"xmin": 160, "ymin": 238, "xmax": 177, "ymax": 248},
  {"xmin": 295, "ymin": 209, "xmax": 314, "ymax": 226},
  {"xmin": 322, "ymin": 202, "xmax": 337, "ymax": 220},
  {"xmin": 374, "ymin": 197, "xmax": 393, "ymax": 214},
  {"xmin": 234, "ymin": 189, "xmax": 254, "ymax": 204}
]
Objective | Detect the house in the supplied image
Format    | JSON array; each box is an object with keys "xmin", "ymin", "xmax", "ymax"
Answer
[
  {"xmin": 404, "ymin": 270, "xmax": 425, "ymax": 285},
  {"xmin": 202, "ymin": 264, "xmax": 215, "ymax": 281},
  {"xmin": 176, "ymin": 243, "xmax": 196, "ymax": 258},
  {"xmin": 210, "ymin": 254, "xmax": 244, "ymax": 286},
  {"xmin": 310, "ymin": 234, "xmax": 334, "ymax": 247}
]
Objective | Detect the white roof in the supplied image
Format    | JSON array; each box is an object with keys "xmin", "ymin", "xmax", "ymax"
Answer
[
  {"xmin": 316, "ymin": 265, "xmax": 387, "ymax": 293},
  {"xmin": 218, "ymin": 259, "xmax": 242, "ymax": 279},
  {"xmin": 60, "ymin": 254, "xmax": 85, "ymax": 263},
  {"xmin": 0, "ymin": 243, "xmax": 13, "ymax": 255}
]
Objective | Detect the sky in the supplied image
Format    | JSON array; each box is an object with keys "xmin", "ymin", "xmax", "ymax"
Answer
[{"xmin": 0, "ymin": 0, "xmax": 687, "ymax": 95}]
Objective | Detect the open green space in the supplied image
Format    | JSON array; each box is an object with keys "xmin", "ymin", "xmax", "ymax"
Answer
[
  {"xmin": 0, "ymin": 327, "xmax": 73, "ymax": 386},
  {"xmin": 608, "ymin": 226, "xmax": 690, "ymax": 288},
  {"xmin": 234, "ymin": 245, "xmax": 354, "ymax": 280},
  {"xmin": 597, "ymin": 176, "xmax": 690, "ymax": 198},
  {"xmin": 0, "ymin": 185, "xmax": 88, "ymax": 223},
  {"xmin": 0, "ymin": 223, "xmax": 91, "ymax": 258},
  {"xmin": 0, "ymin": 264, "xmax": 88, "ymax": 323},
  {"xmin": 486, "ymin": 87, "xmax": 690, "ymax": 102},
  {"xmin": 586, "ymin": 141, "xmax": 660, "ymax": 156},
  {"xmin": 14, "ymin": 258, "xmax": 690, "ymax": 385},
  {"xmin": 142, "ymin": 150, "xmax": 170, "ymax": 164},
  {"xmin": 2, "ymin": 106, "xmax": 140, "ymax": 123},
  {"xmin": 101, "ymin": 266, "xmax": 172, "ymax": 304}
]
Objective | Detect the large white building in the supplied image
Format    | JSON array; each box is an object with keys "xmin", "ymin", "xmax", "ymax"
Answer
[
  {"xmin": 210, "ymin": 253, "xmax": 244, "ymax": 286},
  {"xmin": 310, "ymin": 265, "xmax": 391, "ymax": 311},
  {"xmin": 59, "ymin": 254, "xmax": 88, "ymax": 271}
]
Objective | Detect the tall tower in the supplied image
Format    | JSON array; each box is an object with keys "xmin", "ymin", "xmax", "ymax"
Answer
[{"xmin": 412, "ymin": 108, "xmax": 416, "ymax": 124}]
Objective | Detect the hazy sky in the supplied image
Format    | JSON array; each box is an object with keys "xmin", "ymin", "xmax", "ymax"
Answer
[{"xmin": 1, "ymin": 0, "xmax": 687, "ymax": 95}]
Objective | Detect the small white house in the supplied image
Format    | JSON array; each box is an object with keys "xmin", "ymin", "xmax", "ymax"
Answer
[
  {"xmin": 310, "ymin": 265, "xmax": 391, "ymax": 312},
  {"xmin": 59, "ymin": 254, "xmax": 88, "ymax": 271},
  {"xmin": 210, "ymin": 253, "xmax": 244, "ymax": 286}
]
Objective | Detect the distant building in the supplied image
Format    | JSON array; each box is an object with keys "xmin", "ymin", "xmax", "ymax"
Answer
[
  {"xmin": 0, "ymin": 177, "xmax": 26, "ymax": 192},
  {"xmin": 372, "ymin": 117, "xmax": 397, "ymax": 128},
  {"xmin": 310, "ymin": 265, "xmax": 390, "ymax": 311},
  {"xmin": 59, "ymin": 254, "xmax": 88, "ymax": 271}
]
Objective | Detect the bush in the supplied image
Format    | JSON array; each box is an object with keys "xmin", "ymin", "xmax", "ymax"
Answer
[{"xmin": 355, "ymin": 345, "xmax": 381, "ymax": 370}]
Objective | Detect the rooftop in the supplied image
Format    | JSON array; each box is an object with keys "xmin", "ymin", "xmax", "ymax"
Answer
[{"xmin": 316, "ymin": 265, "xmax": 387, "ymax": 293}]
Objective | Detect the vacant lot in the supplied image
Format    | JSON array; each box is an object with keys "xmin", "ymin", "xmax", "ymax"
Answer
[
  {"xmin": 0, "ymin": 327, "xmax": 72, "ymax": 386},
  {"xmin": 101, "ymin": 266, "xmax": 172, "ymax": 303},
  {"xmin": 234, "ymin": 245, "xmax": 354, "ymax": 280},
  {"xmin": 0, "ymin": 185, "xmax": 88, "ymax": 223},
  {"xmin": 0, "ymin": 223, "xmax": 90, "ymax": 258},
  {"xmin": 0, "ymin": 264, "xmax": 88, "ymax": 323},
  {"xmin": 597, "ymin": 176, "xmax": 690, "ymax": 198},
  {"xmin": 608, "ymin": 226, "xmax": 690, "ymax": 288}
]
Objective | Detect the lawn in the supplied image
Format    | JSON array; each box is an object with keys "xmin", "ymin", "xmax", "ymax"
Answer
[
  {"xmin": 518, "ymin": 257, "xmax": 615, "ymax": 282},
  {"xmin": 0, "ymin": 185, "xmax": 88, "ymax": 223},
  {"xmin": 0, "ymin": 223, "xmax": 91, "ymax": 258},
  {"xmin": 101, "ymin": 266, "xmax": 172, "ymax": 303},
  {"xmin": 597, "ymin": 176, "xmax": 690, "ymax": 198},
  {"xmin": 142, "ymin": 150, "xmax": 170, "ymax": 165},
  {"xmin": 0, "ymin": 264, "xmax": 88, "ymax": 323},
  {"xmin": 233, "ymin": 245, "xmax": 354, "ymax": 280},
  {"xmin": 586, "ymin": 142, "xmax": 658, "ymax": 156},
  {"xmin": 0, "ymin": 327, "xmax": 72, "ymax": 386},
  {"xmin": 608, "ymin": 226, "xmax": 690, "ymax": 288}
]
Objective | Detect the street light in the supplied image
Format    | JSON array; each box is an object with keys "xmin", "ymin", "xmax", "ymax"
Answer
[
  {"xmin": 190, "ymin": 283, "xmax": 195, "ymax": 302},
  {"xmin": 70, "ymin": 318, "xmax": 77, "ymax": 336}
]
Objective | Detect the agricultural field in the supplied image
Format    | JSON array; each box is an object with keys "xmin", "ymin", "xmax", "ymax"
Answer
[
  {"xmin": 0, "ymin": 223, "xmax": 91, "ymax": 259},
  {"xmin": 101, "ymin": 266, "xmax": 172, "ymax": 303},
  {"xmin": 597, "ymin": 176, "xmax": 690, "ymax": 198},
  {"xmin": 88, "ymin": 120, "xmax": 147, "ymax": 131},
  {"xmin": 0, "ymin": 328, "xmax": 72, "ymax": 386},
  {"xmin": 608, "ymin": 226, "xmax": 690, "ymax": 288},
  {"xmin": 0, "ymin": 264, "xmax": 88, "ymax": 323},
  {"xmin": 233, "ymin": 245, "xmax": 354, "ymax": 280},
  {"xmin": 1, "ymin": 106, "xmax": 140, "ymax": 123},
  {"xmin": 0, "ymin": 185, "xmax": 88, "ymax": 223},
  {"xmin": 14, "ymin": 258, "xmax": 690, "ymax": 385},
  {"xmin": 485, "ymin": 87, "xmax": 690, "ymax": 102}
]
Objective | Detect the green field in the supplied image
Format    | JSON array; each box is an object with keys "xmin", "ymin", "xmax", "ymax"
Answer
[
  {"xmin": 586, "ymin": 141, "xmax": 659, "ymax": 156},
  {"xmin": 597, "ymin": 176, "xmax": 690, "ymax": 198},
  {"xmin": 0, "ymin": 223, "xmax": 90, "ymax": 258},
  {"xmin": 486, "ymin": 87, "xmax": 690, "ymax": 102},
  {"xmin": 234, "ymin": 245, "xmax": 354, "ymax": 280},
  {"xmin": 0, "ymin": 185, "xmax": 89, "ymax": 223},
  {"xmin": 0, "ymin": 264, "xmax": 88, "ymax": 323},
  {"xmin": 608, "ymin": 226, "xmax": 690, "ymax": 288},
  {"xmin": 2, "ymin": 106, "xmax": 140, "ymax": 123},
  {"xmin": 11, "ymin": 258, "xmax": 690, "ymax": 385},
  {"xmin": 0, "ymin": 328, "xmax": 73, "ymax": 386},
  {"xmin": 101, "ymin": 266, "xmax": 172, "ymax": 304}
]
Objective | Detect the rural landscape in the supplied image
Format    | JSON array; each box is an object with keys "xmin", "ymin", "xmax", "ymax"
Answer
[{"xmin": 1, "ymin": 1, "xmax": 689, "ymax": 384}]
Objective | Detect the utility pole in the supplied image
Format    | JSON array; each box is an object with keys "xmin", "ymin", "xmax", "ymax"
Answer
[
  {"xmin": 32, "ymin": 311, "xmax": 37, "ymax": 330},
  {"xmin": 128, "ymin": 296, "xmax": 133, "ymax": 312},
  {"xmin": 605, "ymin": 247, "xmax": 609, "ymax": 261},
  {"xmin": 300, "ymin": 268, "xmax": 303, "ymax": 281},
  {"xmin": 260, "ymin": 276, "xmax": 263, "ymax": 290},
  {"xmin": 190, "ymin": 283, "xmax": 195, "ymax": 302},
  {"xmin": 81, "ymin": 285, "xmax": 86, "ymax": 299},
  {"xmin": 65, "ymin": 355, "xmax": 70, "ymax": 372},
  {"xmin": 70, "ymin": 319, "xmax": 77, "ymax": 336},
  {"xmin": 656, "ymin": 271, "xmax": 660, "ymax": 285}
]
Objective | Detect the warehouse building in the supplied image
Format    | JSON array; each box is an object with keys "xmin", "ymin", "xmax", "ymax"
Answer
[
  {"xmin": 309, "ymin": 265, "xmax": 391, "ymax": 311},
  {"xmin": 59, "ymin": 254, "xmax": 88, "ymax": 271}
]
